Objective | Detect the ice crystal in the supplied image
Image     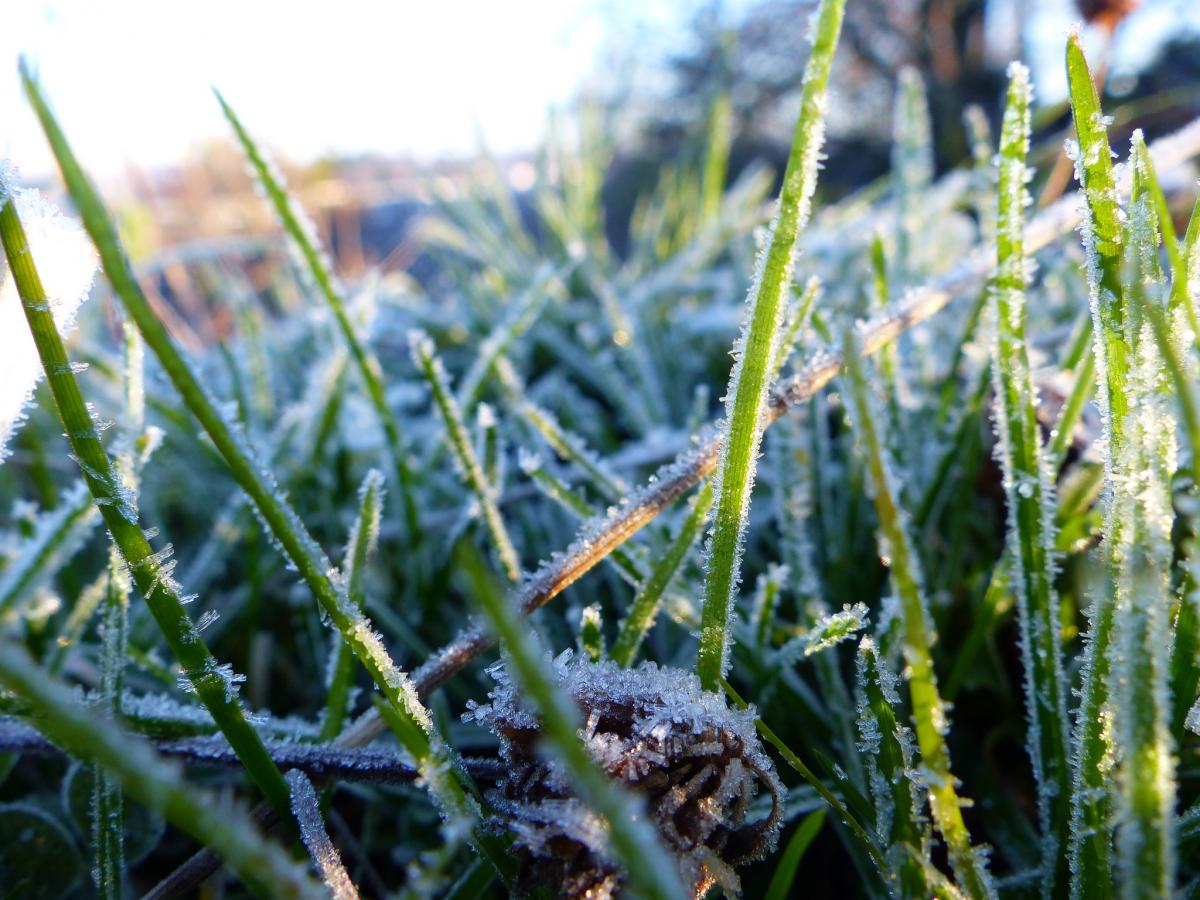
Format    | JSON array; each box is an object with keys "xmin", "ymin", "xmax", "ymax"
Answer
[{"xmin": 803, "ymin": 602, "xmax": 869, "ymax": 656}]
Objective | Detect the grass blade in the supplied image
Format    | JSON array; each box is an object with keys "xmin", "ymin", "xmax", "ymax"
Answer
[
  {"xmin": 764, "ymin": 808, "xmax": 825, "ymax": 900},
  {"xmin": 696, "ymin": 0, "xmax": 845, "ymax": 691},
  {"xmin": 286, "ymin": 770, "xmax": 360, "ymax": 900},
  {"xmin": 988, "ymin": 62, "xmax": 1073, "ymax": 896},
  {"xmin": 214, "ymin": 91, "xmax": 420, "ymax": 540},
  {"xmin": 1063, "ymin": 35, "xmax": 1132, "ymax": 895},
  {"xmin": 321, "ymin": 470, "xmax": 385, "ymax": 741},
  {"xmin": 0, "ymin": 189, "xmax": 293, "ymax": 817},
  {"xmin": 411, "ymin": 331, "xmax": 521, "ymax": 581},
  {"xmin": 611, "ymin": 480, "xmax": 714, "ymax": 667},
  {"xmin": 840, "ymin": 327, "xmax": 994, "ymax": 898}
]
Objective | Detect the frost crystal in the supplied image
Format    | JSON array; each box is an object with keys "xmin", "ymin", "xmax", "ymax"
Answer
[
  {"xmin": 465, "ymin": 652, "xmax": 782, "ymax": 898},
  {"xmin": 0, "ymin": 181, "xmax": 98, "ymax": 461},
  {"xmin": 803, "ymin": 602, "xmax": 869, "ymax": 656}
]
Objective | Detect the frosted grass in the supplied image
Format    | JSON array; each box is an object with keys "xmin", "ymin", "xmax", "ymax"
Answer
[
  {"xmin": 988, "ymin": 62, "xmax": 1072, "ymax": 896},
  {"xmin": 841, "ymin": 327, "xmax": 994, "ymax": 899},
  {"xmin": 0, "ymin": 172, "xmax": 97, "ymax": 462},
  {"xmin": 286, "ymin": 770, "xmax": 359, "ymax": 900},
  {"xmin": 697, "ymin": 0, "xmax": 845, "ymax": 691}
]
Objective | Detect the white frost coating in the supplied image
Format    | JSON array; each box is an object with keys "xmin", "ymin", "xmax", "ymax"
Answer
[
  {"xmin": 0, "ymin": 182, "xmax": 98, "ymax": 461},
  {"xmin": 286, "ymin": 770, "xmax": 359, "ymax": 900},
  {"xmin": 1186, "ymin": 695, "xmax": 1200, "ymax": 736},
  {"xmin": 804, "ymin": 602, "xmax": 869, "ymax": 656}
]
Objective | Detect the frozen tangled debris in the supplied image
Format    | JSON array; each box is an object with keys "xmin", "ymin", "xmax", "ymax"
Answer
[{"xmin": 464, "ymin": 652, "xmax": 782, "ymax": 898}]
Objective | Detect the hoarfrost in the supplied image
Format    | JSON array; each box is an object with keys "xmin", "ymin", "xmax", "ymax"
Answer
[
  {"xmin": 0, "ymin": 178, "xmax": 98, "ymax": 462},
  {"xmin": 286, "ymin": 770, "xmax": 359, "ymax": 899}
]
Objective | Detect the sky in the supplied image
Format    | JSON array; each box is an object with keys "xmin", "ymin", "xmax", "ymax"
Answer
[
  {"xmin": 0, "ymin": 0, "xmax": 692, "ymax": 180},
  {"xmin": 1, "ymin": 0, "xmax": 1196, "ymax": 183}
]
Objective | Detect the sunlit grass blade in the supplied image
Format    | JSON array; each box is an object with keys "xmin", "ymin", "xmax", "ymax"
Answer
[
  {"xmin": 696, "ymin": 0, "xmax": 845, "ymax": 691},
  {"xmin": 840, "ymin": 327, "xmax": 994, "ymax": 898},
  {"xmin": 1106, "ymin": 130, "xmax": 1179, "ymax": 898},
  {"xmin": 0, "ymin": 190, "xmax": 293, "ymax": 817},
  {"xmin": 988, "ymin": 62, "xmax": 1073, "ymax": 895},
  {"xmin": 457, "ymin": 545, "xmax": 689, "ymax": 900},
  {"xmin": 214, "ymin": 90, "xmax": 420, "ymax": 539},
  {"xmin": 411, "ymin": 331, "xmax": 521, "ymax": 581},
  {"xmin": 0, "ymin": 639, "xmax": 324, "ymax": 899},
  {"xmin": 1064, "ymin": 34, "xmax": 1129, "ymax": 894}
]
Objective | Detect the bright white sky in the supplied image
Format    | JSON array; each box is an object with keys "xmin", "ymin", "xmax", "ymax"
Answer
[
  {"xmin": 1, "ymin": 0, "xmax": 1195, "ymax": 183},
  {"xmin": 0, "ymin": 0, "xmax": 691, "ymax": 180}
]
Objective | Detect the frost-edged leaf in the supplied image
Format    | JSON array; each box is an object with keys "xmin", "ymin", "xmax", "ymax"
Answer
[
  {"xmin": 0, "ymin": 174, "xmax": 97, "ymax": 463},
  {"xmin": 697, "ymin": 0, "xmax": 845, "ymax": 691},
  {"xmin": 1064, "ymin": 34, "xmax": 1127, "ymax": 894},
  {"xmin": 803, "ymin": 602, "xmax": 868, "ymax": 657},
  {"xmin": 286, "ymin": 770, "xmax": 359, "ymax": 900},
  {"xmin": 988, "ymin": 62, "xmax": 1073, "ymax": 897},
  {"xmin": 854, "ymin": 637, "xmax": 932, "ymax": 896},
  {"xmin": 411, "ymin": 330, "xmax": 521, "ymax": 581}
]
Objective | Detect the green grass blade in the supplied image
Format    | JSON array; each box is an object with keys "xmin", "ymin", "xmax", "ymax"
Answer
[
  {"xmin": 1106, "ymin": 131, "xmax": 1179, "ymax": 898},
  {"xmin": 764, "ymin": 808, "xmax": 826, "ymax": 900},
  {"xmin": 458, "ymin": 546, "xmax": 689, "ymax": 900},
  {"xmin": 214, "ymin": 91, "xmax": 420, "ymax": 539},
  {"xmin": 321, "ymin": 470, "xmax": 385, "ymax": 741},
  {"xmin": 1064, "ymin": 34, "xmax": 1128, "ymax": 894},
  {"xmin": 699, "ymin": 89, "xmax": 733, "ymax": 226},
  {"xmin": 0, "ymin": 192, "xmax": 293, "ymax": 818},
  {"xmin": 989, "ymin": 62, "xmax": 1073, "ymax": 896},
  {"xmin": 855, "ymin": 637, "xmax": 933, "ymax": 896},
  {"xmin": 696, "ymin": 0, "xmax": 845, "ymax": 691},
  {"xmin": 411, "ymin": 331, "xmax": 521, "ymax": 581},
  {"xmin": 0, "ymin": 640, "xmax": 324, "ymax": 899},
  {"xmin": 840, "ymin": 327, "xmax": 994, "ymax": 899}
]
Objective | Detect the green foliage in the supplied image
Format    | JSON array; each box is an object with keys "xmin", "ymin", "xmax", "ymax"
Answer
[{"xmin": 2, "ymin": 18, "xmax": 1200, "ymax": 900}]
